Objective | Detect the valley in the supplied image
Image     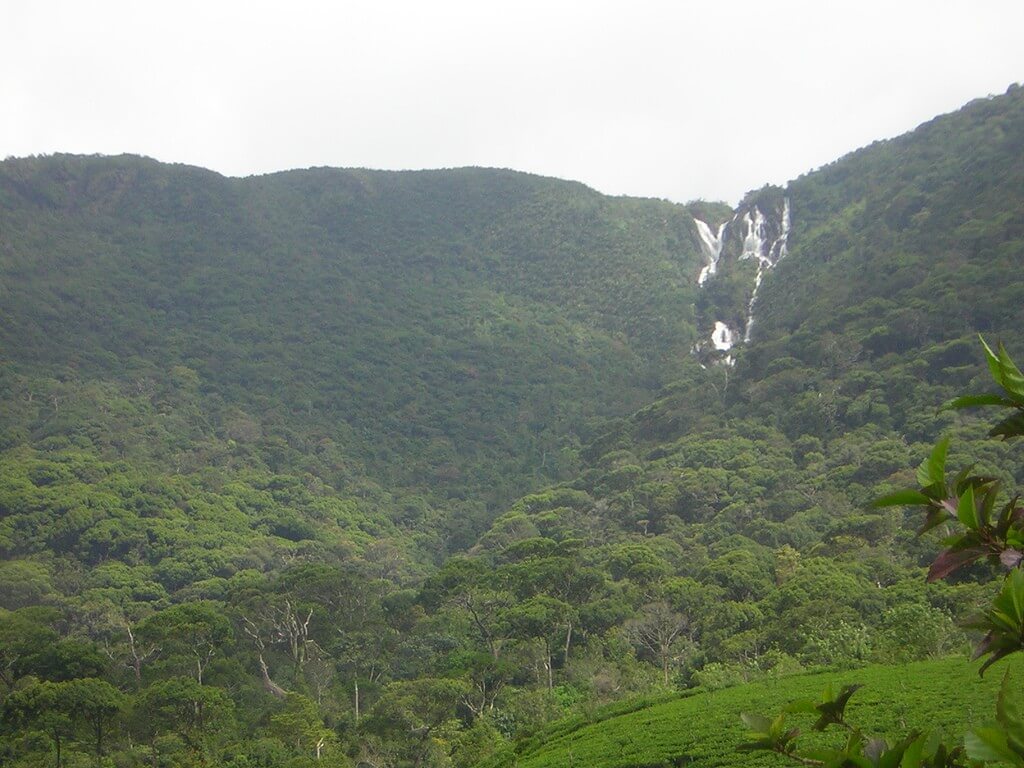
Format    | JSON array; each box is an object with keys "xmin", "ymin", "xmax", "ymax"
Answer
[{"xmin": 1, "ymin": 83, "xmax": 1023, "ymax": 767}]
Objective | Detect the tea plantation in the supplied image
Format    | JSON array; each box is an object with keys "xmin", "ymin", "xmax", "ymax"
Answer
[{"xmin": 486, "ymin": 656, "xmax": 1024, "ymax": 768}]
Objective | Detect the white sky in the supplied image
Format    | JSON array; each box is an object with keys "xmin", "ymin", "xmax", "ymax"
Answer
[{"xmin": 3, "ymin": 0, "xmax": 1022, "ymax": 204}]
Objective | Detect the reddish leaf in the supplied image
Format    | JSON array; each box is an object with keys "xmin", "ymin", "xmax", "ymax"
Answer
[
  {"xmin": 972, "ymin": 632, "xmax": 994, "ymax": 661},
  {"xmin": 927, "ymin": 546, "xmax": 988, "ymax": 582}
]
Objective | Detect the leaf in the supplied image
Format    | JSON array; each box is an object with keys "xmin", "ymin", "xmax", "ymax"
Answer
[
  {"xmin": 981, "ymin": 336, "xmax": 1024, "ymax": 404},
  {"xmin": 965, "ymin": 727, "xmax": 1024, "ymax": 765},
  {"xmin": 740, "ymin": 712, "xmax": 772, "ymax": 734},
  {"xmin": 943, "ymin": 393, "xmax": 1018, "ymax": 410},
  {"xmin": 813, "ymin": 684, "xmax": 862, "ymax": 731},
  {"xmin": 876, "ymin": 734, "xmax": 920, "ymax": 768},
  {"xmin": 927, "ymin": 546, "xmax": 987, "ymax": 582},
  {"xmin": 1003, "ymin": 570, "xmax": 1024, "ymax": 626},
  {"xmin": 982, "ymin": 336, "xmax": 1005, "ymax": 387},
  {"xmin": 784, "ymin": 698, "xmax": 819, "ymax": 714},
  {"xmin": 990, "ymin": 412, "xmax": 1024, "ymax": 440},
  {"xmin": 997, "ymin": 342, "xmax": 1024, "ymax": 402},
  {"xmin": 900, "ymin": 734, "xmax": 925, "ymax": 768},
  {"xmin": 969, "ymin": 572, "xmax": 1024, "ymax": 674},
  {"xmin": 980, "ymin": 482, "xmax": 1000, "ymax": 528},
  {"xmin": 918, "ymin": 508, "xmax": 951, "ymax": 536},
  {"xmin": 956, "ymin": 485, "xmax": 978, "ymax": 530},
  {"xmin": 1002, "ymin": 549, "xmax": 1024, "ymax": 569},
  {"xmin": 916, "ymin": 438, "xmax": 949, "ymax": 489},
  {"xmin": 996, "ymin": 670, "xmax": 1024, "ymax": 731},
  {"xmin": 996, "ymin": 494, "xmax": 1021, "ymax": 537},
  {"xmin": 979, "ymin": 647, "xmax": 1017, "ymax": 677},
  {"xmin": 873, "ymin": 489, "xmax": 933, "ymax": 508}
]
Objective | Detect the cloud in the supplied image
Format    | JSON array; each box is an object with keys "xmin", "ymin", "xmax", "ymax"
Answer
[{"xmin": 3, "ymin": 0, "xmax": 1022, "ymax": 203}]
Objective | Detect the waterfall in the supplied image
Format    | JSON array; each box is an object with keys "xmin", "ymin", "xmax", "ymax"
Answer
[
  {"xmin": 740, "ymin": 208, "xmax": 767, "ymax": 263},
  {"xmin": 694, "ymin": 218, "xmax": 727, "ymax": 286},
  {"xmin": 741, "ymin": 199, "xmax": 790, "ymax": 343},
  {"xmin": 690, "ymin": 196, "xmax": 790, "ymax": 362},
  {"xmin": 712, "ymin": 321, "xmax": 734, "ymax": 351}
]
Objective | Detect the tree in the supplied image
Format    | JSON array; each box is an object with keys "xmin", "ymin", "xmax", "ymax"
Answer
[
  {"xmin": 445, "ymin": 649, "xmax": 514, "ymax": 718},
  {"xmin": 364, "ymin": 678, "xmax": 469, "ymax": 768},
  {"xmin": 269, "ymin": 692, "xmax": 333, "ymax": 759},
  {"xmin": 1, "ymin": 678, "xmax": 124, "ymax": 768},
  {"xmin": 132, "ymin": 676, "xmax": 234, "ymax": 762},
  {"xmin": 422, "ymin": 557, "xmax": 513, "ymax": 661},
  {"xmin": 66, "ymin": 678, "xmax": 126, "ymax": 767},
  {"xmin": 502, "ymin": 595, "xmax": 570, "ymax": 690},
  {"xmin": 3, "ymin": 681, "xmax": 76, "ymax": 768},
  {"xmin": 625, "ymin": 601, "xmax": 692, "ymax": 686},
  {"xmin": 139, "ymin": 602, "xmax": 231, "ymax": 685},
  {"xmin": 0, "ymin": 608, "xmax": 57, "ymax": 691}
]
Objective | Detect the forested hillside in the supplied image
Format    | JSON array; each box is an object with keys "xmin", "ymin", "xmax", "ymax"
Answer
[
  {"xmin": 0, "ymin": 85, "xmax": 1022, "ymax": 768},
  {"xmin": 0, "ymin": 157, "xmax": 713, "ymax": 544}
]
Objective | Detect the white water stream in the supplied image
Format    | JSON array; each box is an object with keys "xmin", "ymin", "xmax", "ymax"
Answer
[
  {"xmin": 694, "ymin": 219, "xmax": 727, "ymax": 286},
  {"xmin": 741, "ymin": 199, "xmax": 789, "ymax": 342},
  {"xmin": 711, "ymin": 321, "xmax": 734, "ymax": 351},
  {"xmin": 691, "ymin": 197, "xmax": 790, "ymax": 355}
]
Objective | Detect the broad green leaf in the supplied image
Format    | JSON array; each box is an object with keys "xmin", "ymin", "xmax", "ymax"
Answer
[
  {"xmin": 918, "ymin": 509, "xmax": 951, "ymax": 536},
  {"xmin": 956, "ymin": 485, "xmax": 978, "ymax": 530},
  {"xmin": 877, "ymin": 734, "xmax": 920, "ymax": 768},
  {"xmin": 997, "ymin": 342, "xmax": 1024, "ymax": 401},
  {"xmin": 784, "ymin": 698, "xmax": 819, "ymax": 714},
  {"xmin": 1009, "ymin": 570, "xmax": 1024, "ymax": 624},
  {"xmin": 980, "ymin": 483, "xmax": 1000, "ymax": 528},
  {"xmin": 740, "ymin": 712, "xmax": 772, "ymax": 734},
  {"xmin": 899, "ymin": 734, "xmax": 925, "ymax": 768},
  {"xmin": 996, "ymin": 670, "xmax": 1024, "ymax": 733},
  {"xmin": 813, "ymin": 684, "xmax": 862, "ymax": 731},
  {"xmin": 916, "ymin": 438, "xmax": 949, "ymax": 489},
  {"xmin": 873, "ymin": 489, "xmax": 933, "ymax": 508},
  {"xmin": 982, "ymin": 335, "xmax": 1005, "ymax": 387},
  {"xmin": 990, "ymin": 412, "xmax": 1024, "ymax": 440},
  {"xmin": 943, "ymin": 393, "xmax": 1018, "ymax": 410},
  {"xmin": 981, "ymin": 336, "xmax": 1024, "ymax": 404},
  {"xmin": 965, "ymin": 727, "xmax": 1024, "ymax": 765},
  {"xmin": 996, "ymin": 494, "xmax": 1021, "ymax": 536}
]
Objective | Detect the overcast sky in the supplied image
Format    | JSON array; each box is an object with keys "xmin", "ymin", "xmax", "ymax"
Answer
[{"xmin": 3, "ymin": 0, "xmax": 1022, "ymax": 204}]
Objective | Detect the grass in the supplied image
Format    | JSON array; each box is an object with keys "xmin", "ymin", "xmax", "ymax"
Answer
[{"xmin": 486, "ymin": 656, "xmax": 1024, "ymax": 768}]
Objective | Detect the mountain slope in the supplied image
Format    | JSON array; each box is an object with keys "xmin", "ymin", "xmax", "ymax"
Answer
[
  {"xmin": 2, "ymin": 85, "xmax": 1024, "ymax": 768},
  {"xmin": 753, "ymin": 82, "xmax": 1024, "ymax": 362},
  {"xmin": 0, "ymin": 158, "xmax": 710, "ymax": 542},
  {"xmin": 452, "ymin": 83, "xmax": 1024, "ymax": 710}
]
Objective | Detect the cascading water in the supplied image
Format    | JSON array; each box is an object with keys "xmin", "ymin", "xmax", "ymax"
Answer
[
  {"xmin": 770, "ymin": 197, "xmax": 790, "ymax": 262},
  {"xmin": 693, "ymin": 215, "xmax": 736, "ymax": 365},
  {"xmin": 693, "ymin": 218, "xmax": 727, "ymax": 286},
  {"xmin": 741, "ymin": 199, "xmax": 789, "ymax": 342},
  {"xmin": 690, "ymin": 196, "xmax": 790, "ymax": 358},
  {"xmin": 740, "ymin": 208, "xmax": 766, "ymax": 262},
  {"xmin": 712, "ymin": 321, "xmax": 734, "ymax": 351}
]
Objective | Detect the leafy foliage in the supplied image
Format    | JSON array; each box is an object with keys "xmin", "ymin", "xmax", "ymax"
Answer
[{"xmin": 737, "ymin": 338, "xmax": 1024, "ymax": 766}]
